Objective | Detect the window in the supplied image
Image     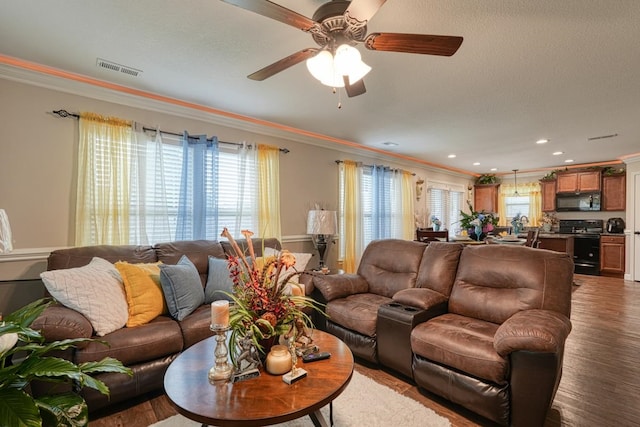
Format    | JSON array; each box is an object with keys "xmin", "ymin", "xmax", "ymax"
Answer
[
  {"xmin": 77, "ymin": 117, "xmax": 260, "ymax": 246},
  {"xmin": 429, "ymin": 183, "xmax": 464, "ymax": 236},
  {"xmin": 504, "ymin": 195, "xmax": 530, "ymax": 222},
  {"xmin": 338, "ymin": 163, "xmax": 411, "ymax": 264}
]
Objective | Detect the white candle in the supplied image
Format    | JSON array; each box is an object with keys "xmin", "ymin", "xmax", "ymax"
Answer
[{"xmin": 211, "ymin": 300, "xmax": 229, "ymax": 328}]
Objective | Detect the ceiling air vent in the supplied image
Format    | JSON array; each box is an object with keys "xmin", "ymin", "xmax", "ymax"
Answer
[{"xmin": 96, "ymin": 58, "xmax": 142, "ymax": 77}]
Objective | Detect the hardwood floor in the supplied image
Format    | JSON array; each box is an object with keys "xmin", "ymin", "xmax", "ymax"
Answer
[{"xmin": 91, "ymin": 274, "xmax": 640, "ymax": 427}]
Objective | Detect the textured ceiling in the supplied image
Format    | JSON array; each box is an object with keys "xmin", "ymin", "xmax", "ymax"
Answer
[{"xmin": 1, "ymin": 0, "xmax": 639, "ymax": 175}]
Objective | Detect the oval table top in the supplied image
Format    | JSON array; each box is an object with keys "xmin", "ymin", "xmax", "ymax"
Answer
[{"xmin": 164, "ymin": 329, "xmax": 354, "ymax": 426}]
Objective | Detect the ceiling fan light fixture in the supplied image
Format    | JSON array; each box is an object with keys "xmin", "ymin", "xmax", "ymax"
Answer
[{"xmin": 306, "ymin": 45, "xmax": 371, "ymax": 88}]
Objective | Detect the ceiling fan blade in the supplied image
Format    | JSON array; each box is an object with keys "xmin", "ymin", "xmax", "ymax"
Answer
[
  {"xmin": 343, "ymin": 76, "xmax": 366, "ymax": 98},
  {"xmin": 220, "ymin": 0, "xmax": 317, "ymax": 32},
  {"xmin": 364, "ymin": 33, "xmax": 463, "ymax": 56},
  {"xmin": 248, "ymin": 48, "xmax": 319, "ymax": 81},
  {"xmin": 344, "ymin": 0, "xmax": 387, "ymax": 27}
]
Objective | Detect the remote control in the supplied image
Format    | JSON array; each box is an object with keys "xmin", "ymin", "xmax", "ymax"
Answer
[{"xmin": 303, "ymin": 352, "xmax": 331, "ymax": 363}]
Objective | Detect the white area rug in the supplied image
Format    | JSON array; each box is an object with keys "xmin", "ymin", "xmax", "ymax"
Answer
[{"xmin": 151, "ymin": 370, "xmax": 450, "ymax": 427}]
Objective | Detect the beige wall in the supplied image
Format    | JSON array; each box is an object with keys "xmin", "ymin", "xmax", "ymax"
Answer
[{"xmin": 0, "ymin": 77, "xmax": 473, "ymax": 313}]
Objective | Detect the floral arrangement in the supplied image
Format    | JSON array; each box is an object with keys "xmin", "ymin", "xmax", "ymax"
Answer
[
  {"xmin": 540, "ymin": 212, "xmax": 558, "ymax": 226},
  {"xmin": 431, "ymin": 215, "xmax": 441, "ymax": 226},
  {"xmin": 459, "ymin": 201, "xmax": 499, "ymax": 232},
  {"xmin": 220, "ymin": 228, "xmax": 320, "ymax": 361}
]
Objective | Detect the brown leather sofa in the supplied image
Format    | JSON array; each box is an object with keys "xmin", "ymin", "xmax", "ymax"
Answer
[
  {"xmin": 31, "ymin": 238, "xmax": 281, "ymax": 412},
  {"xmin": 311, "ymin": 239, "xmax": 574, "ymax": 427}
]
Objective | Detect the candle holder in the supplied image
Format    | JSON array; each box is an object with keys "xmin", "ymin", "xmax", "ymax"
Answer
[{"xmin": 208, "ymin": 325, "xmax": 232, "ymax": 383}]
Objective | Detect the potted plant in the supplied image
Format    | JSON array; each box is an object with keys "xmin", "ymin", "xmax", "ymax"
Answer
[
  {"xmin": 475, "ymin": 174, "xmax": 498, "ymax": 185},
  {"xmin": 0, "ymin": 299, "xmax": 132, "ymax": 427}
]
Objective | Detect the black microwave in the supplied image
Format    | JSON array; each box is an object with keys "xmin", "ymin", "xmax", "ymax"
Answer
[{"xmin": 556, "ymin": 192, "xmax": 601, "ymax": 212}]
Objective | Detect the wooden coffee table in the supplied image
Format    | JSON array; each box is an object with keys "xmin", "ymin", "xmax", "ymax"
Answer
[{"xmin": 164, "ymin": 329, "xmax": 354, "ymax": 426}]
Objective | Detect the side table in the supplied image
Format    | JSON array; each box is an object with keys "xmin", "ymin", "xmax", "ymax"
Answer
[{"xmin": 377, "ymin": 302, "xmax": 439, "ymax": 379}]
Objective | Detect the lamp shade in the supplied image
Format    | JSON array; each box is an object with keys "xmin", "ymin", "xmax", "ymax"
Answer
[
  {"xmin": 0, "ymin": 209, "xmax": 13, "ymax": 253},
  {"xmin": 307, "ymin": 210, "xmax": 337, "ymax": 235}
]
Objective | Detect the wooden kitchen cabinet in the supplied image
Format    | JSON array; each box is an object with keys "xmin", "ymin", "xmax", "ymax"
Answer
[
  {"xmin": 600, "ymin": 235, "xmax": 625, "ymax": 277},
  {"xmin": 538, "ymin": 235, "xmax": 574, "ymax": 257},
  {"xmin": 556, "ymin": 170, "xmax": 601, "ymax": 193},
  {"xmin": 602, "ymin": 174, "xmax": 626, "ymax": 211},
  {"xmin": 540, "ymin": 179, "xmax": 557, "ymax": 212},
  {"xmin": 473, "ymin": 184, "xmax": 499, "ymax": 213}
]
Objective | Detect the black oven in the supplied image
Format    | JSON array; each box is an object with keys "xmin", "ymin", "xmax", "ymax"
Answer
[{"xmin": 559, "ymin": 219, "xmax": 603, "ymax": 276}]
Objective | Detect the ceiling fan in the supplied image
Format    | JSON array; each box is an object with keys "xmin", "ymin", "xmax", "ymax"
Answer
[{"xmin": 220, "ymin": 0, "xmax": 463, "ymax": 97}]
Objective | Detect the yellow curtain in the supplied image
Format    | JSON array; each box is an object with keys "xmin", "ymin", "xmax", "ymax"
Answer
[
  {"xmin": 498, "ymin": 182, "xmax": 542, "ymax": 227},
  {"xmin": 342, "ymin": 160, "xmax": 358, "ymax": 273},
  {"xmin": 401, "ymin": 171, "xmax": 415, "ymax": 240},
  {"xmin": 76, "ymin": 112, "xmax": 133, "ymax": 245},
  {"xmin": 257, "ymin": 144, "xmax": 281, "ymax": 241}
]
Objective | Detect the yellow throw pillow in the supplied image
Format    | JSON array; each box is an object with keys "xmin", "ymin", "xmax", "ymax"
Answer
[{"xmin": 115, "ymin": 261, "xmax": 166, "ymax": 327}]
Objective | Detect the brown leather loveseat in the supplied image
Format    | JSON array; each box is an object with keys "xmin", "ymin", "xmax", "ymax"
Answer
[
  {"xmin": 311, "ymin": 239, "xmax": 574, "ymax": 426},
  {"xmin": 31, "ymin": 238, "xmax": 281, "ymax": 412}
]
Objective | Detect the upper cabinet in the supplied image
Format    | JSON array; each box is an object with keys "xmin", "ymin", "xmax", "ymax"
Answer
[
  {"xmin": 540, "ymin": 179, "xmax": 557, "ymax": 212},
  {"xmin": 474, "ymin": 184, "xmax": 499, "ymax": 213},
  {"xmin": 556, "ymin": 170, "xmax": 601, "ymax": 193},
  {"xmin": 602, "ymin": 174, "xmax": 626, "ymax": 211}
]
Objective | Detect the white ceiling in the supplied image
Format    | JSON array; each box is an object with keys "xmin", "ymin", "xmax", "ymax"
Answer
[{"xmin": 1, "ymin": 0, "xmax": 639, "ymax": 175}]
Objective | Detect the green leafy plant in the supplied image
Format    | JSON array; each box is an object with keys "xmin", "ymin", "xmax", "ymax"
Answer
[
  {"xmin": 475, "ymin": 174, "xmax": 498, "ymax": 185},
  {"xmin": 458, "ymin": 200, "xmax": 499, "ymax": 230},
  {"xmin": 541, "ymin": 170, "xmax": 558, "ymax": 180},
  {"xmin": 0, "ymin": 299, "xmax": 132, "ymax": 427},
  {"xmin": 602, "ymin": 166, "xmax": 625, "ymax": 176}
]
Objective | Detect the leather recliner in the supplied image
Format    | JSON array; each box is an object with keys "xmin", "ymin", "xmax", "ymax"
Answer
[{"xmin": 311, "ymin": 240, "xmax": 573, "ymax": 426}]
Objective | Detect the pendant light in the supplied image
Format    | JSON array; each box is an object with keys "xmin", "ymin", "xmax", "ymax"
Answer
[{"xmin": 513, "ymin": 169, "xmax": 520, "ymax": 196}]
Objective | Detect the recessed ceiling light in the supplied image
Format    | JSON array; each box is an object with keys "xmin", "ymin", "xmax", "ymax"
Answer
[
  {"xmin": 536, "ymin": 139, "xmax": 549, "ymax": 144},
  {"xmin": 473, "ymin": 162, "xmax": 480, "ymax": 166},
  {"xmin": 553, "ymin": 151, "xmax": 564, "ymax": 155},
  {"xmin": 490, "ymin": 168, "xmax": 497, "ymax": 171},
  {"xmin": 382, "ymin": 141, "xmax": 398, "ymax": 147},
  {"xmin": 447, "ymin": 154, "xmax": 456, "ymax": 158},
  {"xmin": 564, "ymin": 159, "xmax": 574, "ymax": 163}
]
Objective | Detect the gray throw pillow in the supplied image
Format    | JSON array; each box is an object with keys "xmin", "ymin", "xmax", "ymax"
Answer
[
  {"xmin": 205, "ymin": 257, "xmax": 235, "ymax": 303},
  {"xmin": 159, "ymin": 255, "xmax": 205, "ymax": 321}
]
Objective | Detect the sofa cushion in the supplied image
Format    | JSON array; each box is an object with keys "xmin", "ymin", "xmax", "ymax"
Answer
[
  {"xmin": 449, "ymin": 245, "xmax": 574, "ymax": 324},
  {"xmin": 411, "ymin": 313, "xmax": 508, "ymax": 385},
  {"xmin": 205, "ymin": 257, "xmax": 235, "ymax": 303},
  {"xmin": 40, "ymin": 257, "xmax": 129, "ymax": 336},
  {"xmin": 358, "ymin": 239, "xmax": 425, "ymax": 298},
  {"xmin": 326, "ymin": 293, "xmax": 392, "ymax": 337},
  {"xmin": 415, "ymin": 242, "xmax": 463, "ymax": 296},
  {"xmin": 74, "ymin": 315, "xmax": 183, "ymax": 365},
  {"xmin": 178, "ymin": 305, "xmax": 216, "ymax": 348},
  {"xmin": 115, "ymin": 261, "xmax": 166, "ymax": 327},
  {"xmin": 159, "ymin": 255, "xmax": 205, "ymax": 321},
  {"xmin": 155, "ymin": 240, "xmax": 226, "ymax": 286}
]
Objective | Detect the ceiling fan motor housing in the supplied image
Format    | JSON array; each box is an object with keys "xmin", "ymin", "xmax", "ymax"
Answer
[{"xmin": 311, "ymin": 1, "xmax": 367, "ymax": 48}]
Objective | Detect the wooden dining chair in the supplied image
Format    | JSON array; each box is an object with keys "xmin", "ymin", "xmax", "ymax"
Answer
[
  {"xmin": 416, "ymin": 229, "xmax": 449, "ymax": 243},
  {"xmin": 525, "ymin": 229, "xmax": 540, "ymax": 248}
]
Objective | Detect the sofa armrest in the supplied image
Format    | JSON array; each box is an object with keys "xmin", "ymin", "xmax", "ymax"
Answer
[
  {"xmin": 312, "ymin": 273, "xmax": 369, "ymax": 302},
  {"xmin": 31, "ymin": 304, "xmax": 94, "ymax": 344},
  {"xmin": 392, "ymin": 288, "xmax": 448, "ymax": 311},
  {"xmin": 494, "ymin": 309, "xmax": 572, "ymax": 356}
]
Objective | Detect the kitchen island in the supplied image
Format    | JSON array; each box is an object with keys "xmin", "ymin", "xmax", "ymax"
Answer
[{"xmin": 518, "ymin": 232, "xmax": 575, "ymax": 256}]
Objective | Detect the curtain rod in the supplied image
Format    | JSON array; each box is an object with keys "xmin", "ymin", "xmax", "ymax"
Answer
[
  {"xmin": 51, "ymin": 109, "xmax": 289, "ymax": 153},
  {"xmin": 335, "ymin": 160, "xmax": 416, "ymax": 176}
]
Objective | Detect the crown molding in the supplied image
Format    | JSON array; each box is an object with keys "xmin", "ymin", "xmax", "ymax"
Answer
[{"xmin": 0, "ymin": 55, "xmax": 473, "ymax": 179}]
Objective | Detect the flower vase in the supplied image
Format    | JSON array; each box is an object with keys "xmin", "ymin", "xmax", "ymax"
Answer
[
  {"xmin": 474, "ymin": 225, "xmax": 483, "ymax": 241},
  {"xmin": 434, "ymin": 224, "xmax": 440, "ymax": 231},
  {"xmin": 542, "ymin": 223, "xmax": 551, "ymax": 232}
]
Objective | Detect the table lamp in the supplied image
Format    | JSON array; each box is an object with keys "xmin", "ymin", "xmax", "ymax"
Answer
[{"xmin": 306, "ymin": 210, "xmax": 337, "ymax": 270}]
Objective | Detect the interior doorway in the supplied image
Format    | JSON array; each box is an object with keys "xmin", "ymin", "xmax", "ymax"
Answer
[{"xmin": 634, "ymin": 174, "xmax": 640, "ymax": 281}]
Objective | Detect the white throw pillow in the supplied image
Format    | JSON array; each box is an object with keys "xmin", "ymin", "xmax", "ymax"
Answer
[
  {"xmin": 263, "ymin": 248, "xmax": 312, "ymax": 287},
  {"xmin": 40, "ymin": 257, "xmax": 128, "ymax": 336}
]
